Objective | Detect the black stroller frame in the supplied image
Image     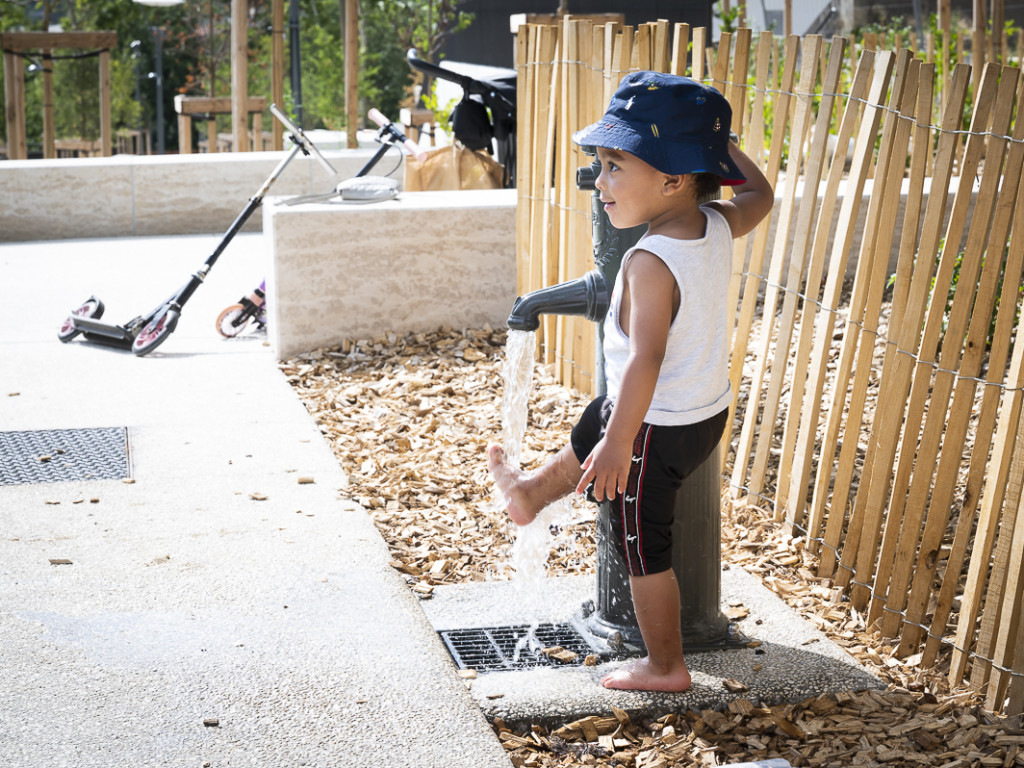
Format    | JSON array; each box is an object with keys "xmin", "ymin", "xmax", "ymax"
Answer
[{"xmin": 406, "ymin": 49, "xmax": 517, "ymax": 187}]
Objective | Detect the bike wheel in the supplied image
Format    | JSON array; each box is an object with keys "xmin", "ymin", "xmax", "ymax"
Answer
[
  {"xmin": 216, "ymin": 304, "xmax": 250, "ymax": 338},
  {"xmin": 132, "ymin": 308, "xmax": 179, "ymax": 356},
  {"xmin": 58, "ymin": 297, "xmax": 105, "ymax": 343}
]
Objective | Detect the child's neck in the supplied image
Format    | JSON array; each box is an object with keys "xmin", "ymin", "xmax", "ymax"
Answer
[{"xmin": 646, "ymin": 200, "xmax": 707, "ymax": 240}]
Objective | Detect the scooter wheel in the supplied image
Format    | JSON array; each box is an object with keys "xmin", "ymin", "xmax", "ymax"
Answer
[
  {"xmin": 58, "ymin": 297, "xmax": 105, "ymax": 343},
  {"xmin": 216, "ymin": 304, "xmax": 249, "ymax": 338},
  {"xmin": 132, "ymin": 308, "xmax": 179, "ymax": 357}
]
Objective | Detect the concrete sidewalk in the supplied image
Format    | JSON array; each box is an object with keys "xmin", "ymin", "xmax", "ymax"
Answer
[{"xmin": 0, "ymin": 234, "xmax": 510, "ymax": 767}]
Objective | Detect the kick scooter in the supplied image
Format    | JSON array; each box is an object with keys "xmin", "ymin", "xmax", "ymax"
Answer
[
  {"xmin": 57, "ymin": 104, "xmax": 336, "ymax": 356},
  {"xmin": 214, "ymin": 107, "xmax": 424, "ymax": 338}
]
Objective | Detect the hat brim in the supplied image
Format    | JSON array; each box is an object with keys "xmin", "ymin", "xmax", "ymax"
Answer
[{"xmin": 573, "ymin": 117, "xmax": 746, "ymax": 185}]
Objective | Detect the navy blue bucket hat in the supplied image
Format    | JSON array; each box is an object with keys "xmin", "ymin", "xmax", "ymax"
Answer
[{"xmin": 572, "ymin": 71, "xmax": 745, "ymax": 185}]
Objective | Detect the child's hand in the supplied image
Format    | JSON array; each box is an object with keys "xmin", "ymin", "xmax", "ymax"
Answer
[{"xmin": 576, "ymin": 437, "xmax": 633, "ymax": 501}]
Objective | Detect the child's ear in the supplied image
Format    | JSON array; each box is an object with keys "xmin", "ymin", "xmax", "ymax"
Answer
[{"xmin": 662, "ymin": 173, "xmax": 688, "ymax": 195}]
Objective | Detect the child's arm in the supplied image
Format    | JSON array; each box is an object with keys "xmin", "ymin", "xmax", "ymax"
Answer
[
  {"xmin": 575, "ymin": 251, "xmax": 673, "ymax": 501},
  {"xmin": 705, "ymin": 142, "xmax": 774, "ymax": 238}
]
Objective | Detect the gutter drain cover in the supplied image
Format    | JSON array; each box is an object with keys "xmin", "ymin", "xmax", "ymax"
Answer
[
  {"xmin": 439, "ymin": 623, "xmax": 593, "ymax": 672},
  {"xmin": 0, "ymin": 428, "xmax": 130, "ymax": 485}
]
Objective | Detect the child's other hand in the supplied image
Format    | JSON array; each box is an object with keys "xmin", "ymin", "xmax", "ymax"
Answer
[{"xmin": 576, "ymin": 437, "xmax": 633, "ymax": 501}]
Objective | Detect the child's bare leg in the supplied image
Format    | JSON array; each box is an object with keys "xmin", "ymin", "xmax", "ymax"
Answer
[
  {"xmin": 488, "ymin": 444, "xmax": 582, "ymax": 526},
  {"xmin": 601, "ymin": 569, "xmax": 691, "ymax": 692}
]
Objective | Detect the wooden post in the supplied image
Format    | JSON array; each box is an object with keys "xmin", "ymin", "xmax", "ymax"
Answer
[
  {"xmin": 727, "ymin": 35, "xmax": 800, "ymax": 492},
  {"xmin": 992, "ymin": 0, "xmax": 1004, "ymax": 62},
  {"xmin": 974, "ymin": 0, "xmax": 987, "ymax": 89},
  {"xmin": 692, "ymin": 27, "xmax": 707, "ymax": 80},
  {"xmin": 670, "ymin": 23, "xmax": 690, "ymax": 76},
  {"xmin": 177, "ymin": 111, "xmax": 192, "ymax": 155},
  {"xmin": 803, "ymin": 51, "xmax": 897, "ymax": 576},
  {"xmin": 2, "ymin": 50, "xmax": 26, "ymax": 159},
  {"xmin": 772, "ymin": 36, "xmax": 846, "ymax": 517},
  {"xmin": 345, "ymin": 0, "xmax": 359, "ymax": 149},
  {"xmin": 231, "ymin": 0, "xmax": 249, "ymax": 152},
  {"xmin": 938, "ymin": 0, "xmax": 951, "ymax": 36},
  {"xmin": 98, "ymin": 48, "xmax": 112, "ymax": 156},
  {"xmin": 41, "ymin": 52, "xmax": 55, "ymax": 159},
  {"xmin": 272, "ymin": 0, "xmax": 284, "ymax": 150},
  {"xmin": 3, "ymin": 52, "xmax": 20, "ymax": 158}
]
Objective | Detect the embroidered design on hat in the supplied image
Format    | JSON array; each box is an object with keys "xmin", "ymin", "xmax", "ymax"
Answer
[
  {"xmin": 625, "ymin": 96, "xmax": 635, "ymax": 110},
  {"xmin": 651, "ymin": 124, "xmax": 660, "ymax": 138},
  {"xmin": 714, "ymin": 117, "xmax": 722, "ymax": 131},
  {"xmin": 720, "ymin": 161, "xmax": 730, "ymax": 172}
]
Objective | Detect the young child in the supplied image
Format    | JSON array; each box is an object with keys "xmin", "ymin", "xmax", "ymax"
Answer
[{"xmin": 488, "ymin": 71, "xmax": 774, "ymax": 692}]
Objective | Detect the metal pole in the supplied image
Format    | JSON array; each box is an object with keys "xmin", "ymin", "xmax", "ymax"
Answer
[
  {"xmin": 288, "ymin": 0, "xmax": 303, "ymax": 128},
  {"xmin": 153, "ymin": 26, "xmax": 165, "ymax": 154}
]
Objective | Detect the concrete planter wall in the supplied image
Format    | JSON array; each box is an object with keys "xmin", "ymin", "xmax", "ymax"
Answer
[
  {"xmin": 0, "ymin": 148, "xmax": 382, "ymax": 242},
  {"xmin": 264, "ymin": 189, "xmax": 518, "ymax": 361}
]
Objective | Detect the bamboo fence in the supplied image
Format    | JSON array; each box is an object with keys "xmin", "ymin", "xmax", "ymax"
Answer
[{"xmin": 515, "ymin": 19, "xmax": 1024, "ymax": 715}]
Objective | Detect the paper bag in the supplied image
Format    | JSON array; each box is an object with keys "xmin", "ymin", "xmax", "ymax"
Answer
[{"xmin": 404, "ymin": 142, "xmax": 505, "ymax": 191}]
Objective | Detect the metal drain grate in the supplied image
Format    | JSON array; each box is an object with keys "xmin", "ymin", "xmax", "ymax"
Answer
[
  {"xmin": 0, "ymin": 428, "xmax": 130, "ymax": 485},
  {"xmin": 439, "ymin": 623, "xmax": 594, "ymax": 672}
]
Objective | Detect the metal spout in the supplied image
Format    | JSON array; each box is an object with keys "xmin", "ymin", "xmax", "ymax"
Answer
[{"xmin": 506, "ymin": 270, "xmax": 609, "ymax": 331}]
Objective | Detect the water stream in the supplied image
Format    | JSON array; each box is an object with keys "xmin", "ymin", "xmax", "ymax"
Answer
[{"xmin": 497, "ymin": 330, "xmax": 574, "ymax": 655}]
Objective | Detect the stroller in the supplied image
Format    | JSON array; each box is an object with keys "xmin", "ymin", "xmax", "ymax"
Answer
[{"xmin": 406, "ymin": 49, "xmax": 517, "ymax": 188}]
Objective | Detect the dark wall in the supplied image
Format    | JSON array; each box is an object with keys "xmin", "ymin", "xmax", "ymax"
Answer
[
  {"xmin": 850, "ymin": 1, "xmax": 1024, "ymax": 28},
  {"xmin": 439, "ymin": 1, "xmax": 714, "ymax": 69}
]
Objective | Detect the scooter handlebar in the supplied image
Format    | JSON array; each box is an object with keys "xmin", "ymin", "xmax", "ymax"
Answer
[
  {"xmin": 368, "ymin": 108, "xmax": 428, "ymax": 162},
  {"xmin": 269, "ymin": 103, "xmax": 337, "ymax": 176}
]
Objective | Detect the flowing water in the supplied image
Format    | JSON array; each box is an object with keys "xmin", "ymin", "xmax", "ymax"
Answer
[{"xmin": 496, "ymin": 330, "xmax": 574, "ymax": 650}]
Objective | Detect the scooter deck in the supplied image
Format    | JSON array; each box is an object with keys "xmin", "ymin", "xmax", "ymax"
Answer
[{"xmin": 71, "ymin": 315, "xmax": 136, "ymax": 346}]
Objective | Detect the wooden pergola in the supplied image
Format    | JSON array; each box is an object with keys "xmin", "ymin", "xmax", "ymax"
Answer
[
  {"xmin": 1, "ymin": 2, "xmax": 358, "ymax": 158},
  {"xmin": 1, "ymin": 30, "xmax": 117, "ymax": 159}
]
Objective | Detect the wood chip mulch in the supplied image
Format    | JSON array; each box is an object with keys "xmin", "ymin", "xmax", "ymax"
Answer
[{"xmin": 283, "ymin": 327, "xmax": 1024, "ymax": 768}]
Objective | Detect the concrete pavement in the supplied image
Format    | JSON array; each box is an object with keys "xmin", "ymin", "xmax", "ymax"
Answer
[{"xmin": 0, "ymin": 233, "xmax": 510, "ymax": 767}]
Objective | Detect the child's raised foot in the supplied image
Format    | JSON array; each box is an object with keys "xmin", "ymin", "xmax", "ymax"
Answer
[
  {"xmin": 600, "ymin": 658, "xmax": 692, "ymax": 692},
  {"xmin": 487, "ymin": 444, "xmax": 540, "ymax": 527}
]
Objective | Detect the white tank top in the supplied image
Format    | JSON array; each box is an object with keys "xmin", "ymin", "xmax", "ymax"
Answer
[{"xmin": 603, "ymin": 204, "xmax": 733, "ymax": 426}]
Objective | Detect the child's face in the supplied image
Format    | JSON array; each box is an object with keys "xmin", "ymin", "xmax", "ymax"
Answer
[{"xmin": 594, "ymin": 147, "xmax": 677, "ymax": 230}]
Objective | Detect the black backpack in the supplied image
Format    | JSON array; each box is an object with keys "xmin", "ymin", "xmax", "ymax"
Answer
[{"xmin": 450, "ymin": 96, "xmax": 493, "ymax": 153}]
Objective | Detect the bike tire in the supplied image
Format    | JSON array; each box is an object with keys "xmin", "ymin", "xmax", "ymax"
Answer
[{"xmin": 216, "ymin": 304, "xmax": 250, "ymax": 338}]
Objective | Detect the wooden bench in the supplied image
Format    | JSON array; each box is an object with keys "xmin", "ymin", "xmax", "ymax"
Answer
[{"xmin": 174, "ymin": 95, "xmax": 268, "ymax": 154}]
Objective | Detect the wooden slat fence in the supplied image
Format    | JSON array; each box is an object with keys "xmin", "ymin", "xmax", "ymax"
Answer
[{"xmin": 515, "ymin": 19, "xmax": 1024, "ymax": 714}]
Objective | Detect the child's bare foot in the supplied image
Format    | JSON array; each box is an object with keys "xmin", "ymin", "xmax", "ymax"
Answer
[
  {"xmin": 487, "ymin": 444, "xmax": 540, "ymax": 526},
  {"xmin": 600, "ymin": 657, "xmax": 692, "ymax": 692}
]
